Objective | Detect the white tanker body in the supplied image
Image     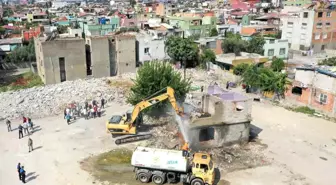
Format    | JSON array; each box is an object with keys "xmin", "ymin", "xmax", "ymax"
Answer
[{"xmin": 131, "ymin": 147, "xmax": 215, "ymax": 185}]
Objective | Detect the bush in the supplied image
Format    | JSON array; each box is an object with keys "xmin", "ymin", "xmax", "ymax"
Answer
[
  {"xmin": 233, "ymin": 63, "xmax": 250, "ymax": 75},
  {"xmin": 127, "ymin": 61, "xmax": 191, "ymax": 113},
  {"xmin": 271, "ymin": 58, "xmax": 285, "ymax": 72}
]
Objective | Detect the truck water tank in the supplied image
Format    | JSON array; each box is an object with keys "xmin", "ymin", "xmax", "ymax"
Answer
[{"xmin": 131, "ymin": 147, "xmax": 188, "ymax": 173}]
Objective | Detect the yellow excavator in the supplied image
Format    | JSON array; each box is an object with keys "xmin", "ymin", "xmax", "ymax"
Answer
[{"xmin": 106, "ymin": 87, "xmax": 184, "ymax": 145}]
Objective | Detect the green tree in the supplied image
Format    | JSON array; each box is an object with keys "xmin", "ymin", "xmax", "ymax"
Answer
[
  {"xmin": 165, "ymin": 36, "xmax": 199, "ymax": 79},
  {"xmin": 209, "ymin": 28, "xmax": 218, "ymax": 37},
  {"xmin": 4, "ymin": 40, "xmax": 35, "ymax": 63},
  {"xmin": 199, "ymin": 49, "xmax": 216, "ymax": 69},
  {"xmin": 241, "ymin": 65, "xmax": 289, "ymax": 97},
  {"xmin": 233, "ymin": 63, "xmax": 250, "ymax": 75},
  {"xmin": 221, "ymin": 37, "xmax": 247, "ymax": 56},
  {"xmin": 188, "ymin": 33, "xmax": 201, "ymax": 40},
  {"xmin": 271, "ymin": 58, "xmax": 285, "ymax": 72},
  {"xmin": 246, "ymin": 36, "xmax": 265, "ymax": 55},
  {"xmin": 130, "ymin": 0, "xmax": 136, "ymax": 7},
  {"xmin": 3, "ymin": 8, "xmax": 14, "ymax": 17},
  {"xmin": 57, "ymin": 25, "xmax": 68, "ymax": 34},
  {"xmin": 127, "ymin": 61, "xmax": 191, "ymax": 113}
]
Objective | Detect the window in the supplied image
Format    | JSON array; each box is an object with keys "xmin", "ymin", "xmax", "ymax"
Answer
[
  {"xmin": 315, "ymin": 33, "xmax": 320, "ymax": 40},
  {"xmin": 303, "ymin": 12, "xmax": 308, "ymax": 18},
  {"xmin": 199, "ymin": 128, "xmax": 215, "ymax": 142},
  {"xmin": 319, "ymin": 94, "xmax": 327, "ymax": 104},
  {"xmin": 59, "ymin": 57, "xmax": 66, "ymax": 82},
  {"xmin": 280, "ymin": 48, "xmax": 286, "ymax": 55},
  {"xmin": 268, "ymin": 49, "xmax": 274, "ymax": 56},
  {"xmin": 144, "ymin": 47, "xmax": 149, "ymax": 54},
  {"xmin": 302, "ymin": 23, "xmax": 307, "ymax": 26},
  {"xmin": 326, "ymin": 22, "xmax": 331, "ymax": 27},
  {"xmin": 292, "ymin": 86, "xmax": 302, "ymax": 95},
  {"xmin": 200, "ymin": 164, "xmax": 209, "ymax": 172},
  {"xmin": 321, "ymin": 45, "xmax": 325, "ymax": 50},
  {"xmin": 323, "ymin": 33, "xmax": 327, "ymax": 39},
  {"xmin": 318, "ymin": 12, "xmax": 323, "ymax": 18},
  {"xmin": 288, "ymin": 22, "xmax": 293, "ymax": 25},
  {"xmin": 327, "ymin": 12, "xmax": 331, "ymax": 17},
  {"xmin": 269, "ymin": 39, "xmax": 275, "ymax": 44},
  {"xmin": 316, "ymin": 22, "xmax": 322, "ymax": 28}
]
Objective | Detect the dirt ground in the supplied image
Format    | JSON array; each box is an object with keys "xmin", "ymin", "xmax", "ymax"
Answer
[{"xmin": 1, "ymin": 101, "xmax": 336, "ymax": 185}]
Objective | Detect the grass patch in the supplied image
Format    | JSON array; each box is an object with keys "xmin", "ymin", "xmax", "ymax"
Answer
[
  {"xmin": 0, "ymin": 71, "xmax": 43, "ymax": 92},
  {"xmin": 95, "ymin": 148, "xmax": 132, "ymax": 165},
  {"xmin": 291, "ymin": 106, "xmax": 315, "ymax": 115}
]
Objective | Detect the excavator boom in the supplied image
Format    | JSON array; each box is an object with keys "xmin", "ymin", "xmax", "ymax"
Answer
[{"xmin": 107, "ymin": 87, "xmax": 184, "ymax": 144}]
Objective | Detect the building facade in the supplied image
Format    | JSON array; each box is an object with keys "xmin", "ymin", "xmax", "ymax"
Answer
[
  {"xmin": 263, "ymin": 37, "xmax": 289, "ymax": 59},
  {"xmin": 286, "ymin": 66, "xmax": 336, "ymax": 116},
  {"xmin": 281, "ymin": 3, "xmax": 336, "ymax": 53},
  {"xmin": 35, "ymin": 34, "xmax": 136, "ymax": 84},
  {"xmin": 34, "ymin": 38, "xmax": 87, "ymax": 84}
]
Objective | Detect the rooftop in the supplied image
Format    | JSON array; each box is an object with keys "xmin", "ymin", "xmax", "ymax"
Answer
[
  {"xmin": 216, "ymin": 52, "xmax": 266, "ymax": 65},
  {"xmin": 0, "ymin": 38, "xmax": 23, "ymax": 45}
]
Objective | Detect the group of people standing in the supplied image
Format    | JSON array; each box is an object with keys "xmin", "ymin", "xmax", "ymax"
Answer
[{"xmin": 64, "ymin": 98, "xmax": 105, "ymax": 124}]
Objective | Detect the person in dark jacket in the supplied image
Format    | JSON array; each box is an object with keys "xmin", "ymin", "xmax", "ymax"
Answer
[
  {"xmin": 19, "ymin": 166, "xmax": 26, "ymax": 183},
  {"xmin": 17, "ymin": 163, "xmax": 21, "ymax": 180},
  {"xmin": 18, "ymin": 125, "xmax": 23, "ymax": 139},
  {"xmin": 6, "ymin": 119, "xmax": 11, "ymax": 132},
  {"xmin": 101, "ymin": 98, "xmax": 105, "ymax": 108}
]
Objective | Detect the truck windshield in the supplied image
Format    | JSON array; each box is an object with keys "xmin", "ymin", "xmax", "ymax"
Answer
[{"xmin": 209, "ymin": 161, "xmax": 213, "ymax": 170}]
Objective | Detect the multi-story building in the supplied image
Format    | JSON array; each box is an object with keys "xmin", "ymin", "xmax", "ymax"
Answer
[
  {"xmin": 166, "ymin": 16, "xmax": 217, "ymax": 37},
  {"xmin": 282, "ymin": 0, "xmax": 312, "ymax": 7},
  {"xmin": 155, "ymin": 3, "xmax": 177, "ymax": 17},
  {"xmin": 281, "ymin": 2, "xmax": 336, "ymax": 53},
  {"xmin": 34, "ymin": 34, "xmax": 136, "ymax": 84},
  {"xmin": 136, "ymin": 32, "xmax": 168, "ymax": 64},
  {"xmin": 79, "ymin": 16, "xmax": 120, "ymax": 36}
]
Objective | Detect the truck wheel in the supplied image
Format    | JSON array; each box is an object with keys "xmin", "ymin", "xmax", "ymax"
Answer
[
  {"xmin": 191, "ymin": 178, "xmax": 204, "ymax": 185},
  {"xmin": 152, "ymin": 174, "xmax": 164, "ymax": 184},
  {"xmin": 138, "ymin": 172, "xmax": 150, "ymax": 183}
]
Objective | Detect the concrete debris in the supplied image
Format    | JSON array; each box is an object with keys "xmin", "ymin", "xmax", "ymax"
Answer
[{"xmin": 0, "ymin": 74, "xmax": 135, "ymax": 120}]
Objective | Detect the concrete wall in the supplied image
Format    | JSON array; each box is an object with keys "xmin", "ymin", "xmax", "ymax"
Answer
[
  {"xmin": 115, "ymin": 35, "xmax": 136, "ymax": 75},
  {"xmin": 189, "ymin": 122, "xmax": 250, "ymax": 149},
  {"xmin": 40, "ymin": 39, "xmax": 86, "ymax": 84},
  {"xmin": 295, "ymin": 69, "xmax": 315, "ymax": 85},
  {"xmin": 89, "ymin": 37, "xmax": 111, "ymax": 77}
]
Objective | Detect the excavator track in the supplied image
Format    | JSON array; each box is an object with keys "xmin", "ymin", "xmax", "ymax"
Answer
[{"xmin": 115, "ymin": 134, "xmax": 152, "ymax": 145}]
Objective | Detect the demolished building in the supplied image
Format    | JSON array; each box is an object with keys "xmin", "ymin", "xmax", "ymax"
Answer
[{"xmin": 186, "ymin": 85, "xmax": 252, "ymax": 149}]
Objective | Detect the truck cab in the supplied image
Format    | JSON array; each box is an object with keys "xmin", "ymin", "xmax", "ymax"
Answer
[{"xmin": 191, "ymin": 153, "xmax": 215, "ymax": 185}]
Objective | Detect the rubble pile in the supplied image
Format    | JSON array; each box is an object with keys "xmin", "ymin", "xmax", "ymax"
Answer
[
  {"xmin": 0, "ymin": 74, "xmax": 135, "ymax": 119},
  {"xmin": 142, "ymin": 115, "xmax": 181, "ymax": 149},
  {"xmin": 205, "ymin": 142, "xmax": 269, "ymax": 173}
]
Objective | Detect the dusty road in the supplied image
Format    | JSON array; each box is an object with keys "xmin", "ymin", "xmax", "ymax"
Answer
[{"xmin": 1, "ymin": 101, "xmax": 336, "ymax": 185}]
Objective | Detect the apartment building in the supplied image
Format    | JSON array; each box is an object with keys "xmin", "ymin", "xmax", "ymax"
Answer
[{"xmin": 281, "ymin": 2, "xmax": 336, "ymax": 53}]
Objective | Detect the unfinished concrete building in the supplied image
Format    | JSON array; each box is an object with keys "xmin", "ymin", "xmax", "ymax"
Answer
[
  {"xmin": 86, "ymin": 35, "xmax": 136, "ymax": 77},
  {"xmin": 34, "ymin": 37, "xmax": 87, "ymax": 84},
  {"xmin": 187, "ymin": 85, "xmax": 252, "ymax": 149},
  {"xmin": 35, "ymin": 34, "xmax": 136, "ymax": 84}
]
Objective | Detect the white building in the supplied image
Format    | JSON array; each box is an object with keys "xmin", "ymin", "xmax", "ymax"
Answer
[
  {"xmin": 135, "ymin": 32, "xmax": 169, "ymax": 64},
  {"xmin": 263, "ymin": 37, "xmax": 289, "ymax": 59},
  {"xmin": 281, "ymin": 9, "xmax": 315, "ymax": 51}
]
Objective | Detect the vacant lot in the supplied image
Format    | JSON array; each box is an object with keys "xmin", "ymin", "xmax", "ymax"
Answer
[{"xmin": 0, "ymin": 101, "xmax": 335, "ymax": 185}]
